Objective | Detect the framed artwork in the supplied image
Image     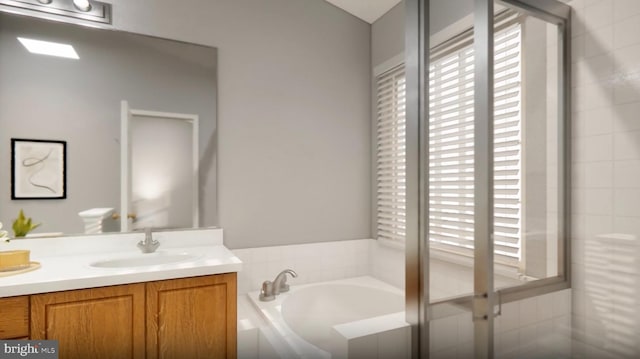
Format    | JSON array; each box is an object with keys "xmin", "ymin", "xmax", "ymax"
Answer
[{"xmin": 11, "ymin": 138, "xmax": 66, "ymax": 200}]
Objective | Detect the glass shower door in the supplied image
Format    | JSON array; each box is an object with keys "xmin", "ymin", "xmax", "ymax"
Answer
[
  {"xmin": 420, "ymin": 0, "xmax": 571, "ymax": 357},
  {"xmin": 492, "ymin": 5, "xmax": 571, "ymax": 359}
]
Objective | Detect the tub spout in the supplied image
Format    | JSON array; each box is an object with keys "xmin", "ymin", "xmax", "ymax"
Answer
[
  {"xmin": 259, "ymin": 269, "xmax": 297, "ymax": 302},
  {"xmin": 274, "ymin": 269, "xmax": 297, "ymax": 294}
]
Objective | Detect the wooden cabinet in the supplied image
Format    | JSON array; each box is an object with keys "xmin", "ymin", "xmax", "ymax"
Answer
[
  {"xmin": 147, "ymin": 273, "xmax": 237, "ymax": 359},
  {"xmin": 30, "ymin": 283, "xmax": 146, "ymax": 359},
  {"xmin": 0, "ymin": 296, "xmax": 29, "ymax": 339},
  {"xmin": 24, "ymin": 273, "xmax": 236, "ymax": 359}
]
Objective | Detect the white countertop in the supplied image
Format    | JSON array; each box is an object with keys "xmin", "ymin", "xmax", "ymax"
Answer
[{"xmin": 0, "ymin": 228, "xmax": 242, "ymax": 297}]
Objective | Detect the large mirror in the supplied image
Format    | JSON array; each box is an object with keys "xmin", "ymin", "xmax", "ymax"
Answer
[{"xmin": 0, "ymin": 10, "xmax": 218, "ymax": 236}]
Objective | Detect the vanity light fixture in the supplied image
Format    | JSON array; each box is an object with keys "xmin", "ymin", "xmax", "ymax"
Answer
[
  {"xmin": 17, "ymin": 37, "xmax": 79, "ymax": 59},
  {"xmin": 0, "ymin": 0, "xmax": 111, "ymax": 26},
  {"xmin": 72, "ymin": 0, "xmax": 90, "ymax": 12}
]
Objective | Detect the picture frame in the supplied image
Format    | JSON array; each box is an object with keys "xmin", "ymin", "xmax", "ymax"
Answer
[{"xmin": 11, "ymin": 138, "xmax": 67, "ymax": 200}]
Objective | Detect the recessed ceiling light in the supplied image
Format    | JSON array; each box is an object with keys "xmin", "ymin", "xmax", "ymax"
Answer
[
  {"xmin": 73, "ymin": 0, "xmax": 91, "ymax": 12},
  {"xmin": 37, "ymin": 0, "xmax": 53, "ymax": 4},
  {"xmin": 17, "ymin": 37, "xmax": 79, "ymax": 59}
]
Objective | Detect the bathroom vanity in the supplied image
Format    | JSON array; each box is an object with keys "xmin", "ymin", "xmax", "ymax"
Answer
[{"xmin": 0, "ymin": 229, "xmax": 241, "ymax": 359}]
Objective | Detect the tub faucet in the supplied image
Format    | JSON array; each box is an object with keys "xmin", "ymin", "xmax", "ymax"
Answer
[
  {"xmin": 259, "ymin": 269, "xmax": 297, "ymax": 302},
  {"xmin": 137, "ymin": 227, "xmax": 160, "ymax": 253}
]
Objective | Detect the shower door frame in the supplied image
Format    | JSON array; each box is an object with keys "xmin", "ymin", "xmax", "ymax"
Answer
[{"xmin": 404, "ymin": 0, "xmax": 571, "ymax": 357}]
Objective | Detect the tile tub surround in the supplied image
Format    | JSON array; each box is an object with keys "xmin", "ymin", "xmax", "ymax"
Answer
[
  {"xmin": 232, "ymin": 239, "xmax": 371, "ymax": 295},
  {"xmin": 570, "ymin": 0, "xmax": 640, "ymax": 356},
  {"xmin": 0, "ymin": 228, "xmax": 242, "ymax": 297},
  {"xmin": 369, "ymin": 239, "xmax": 406, "ymax": 289},
  {"xmin": 233, "ymin": 238, "xmax": 411, "ymax": 296}
]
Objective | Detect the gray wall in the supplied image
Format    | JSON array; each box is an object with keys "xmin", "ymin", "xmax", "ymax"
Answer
[
  {"xmin": 108, "ymin": 0, "xmax": 372, "ymax": 249},
  {"xmin": 0, "ymin": 13, "xmax": 217, "ymax": 235},
  {"xmin": 372, "ymin": 2, "xmax": 404, "ymax": 69},
  {"xmin": 429, "ymin": 0, "xmax": 473, "ymax": 35},
  {"xmin": 372, "ymin": 0, "xmax": 474, "ymax": 68}
]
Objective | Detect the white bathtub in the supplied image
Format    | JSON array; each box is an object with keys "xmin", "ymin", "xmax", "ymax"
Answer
[{"xmin": 248, "ymin": 276, "xmax": 409, "ymax": 358}]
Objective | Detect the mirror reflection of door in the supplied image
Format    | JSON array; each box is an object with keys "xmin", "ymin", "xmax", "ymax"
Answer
[{"xmin": 121, "ymin": 101, "xmax": 199, "ymax": 232}]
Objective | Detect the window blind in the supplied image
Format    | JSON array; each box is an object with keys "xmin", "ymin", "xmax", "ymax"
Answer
[
  {"xmin": 374, "ymin": 12, "xmax": 523, "ymax": 274},
  {"xmin": 375, "ymin": 65, "xmax": 406, "ymax": 243},
  {"xmin": 429, "ymin": 17, "xmax": 522, "ymax": 272}
]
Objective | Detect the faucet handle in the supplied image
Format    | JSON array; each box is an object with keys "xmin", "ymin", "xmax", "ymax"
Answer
[{"xmin": 259, "ymin": 280, "xmax": 275, "ymax": 302}]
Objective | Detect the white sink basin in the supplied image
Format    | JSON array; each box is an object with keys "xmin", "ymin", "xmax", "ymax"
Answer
[{"xmin": 90, "ymin": 252, "xmax": 199, "ymax": 268}]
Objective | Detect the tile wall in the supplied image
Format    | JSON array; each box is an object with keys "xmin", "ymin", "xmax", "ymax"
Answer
[
  {"xmin": 232, "ymin": 239, "xmax": 371, "ymax": 295},
  {"xmin": 429, "ymin": 289, "xmax": 572, "ymax": 359},
  {"xmin": 570, "ymin": 0, "xmax": 640, "ymax": 357}
]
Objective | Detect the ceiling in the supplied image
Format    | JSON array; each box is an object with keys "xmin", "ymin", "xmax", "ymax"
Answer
[{"xmin": 323, "ymin": 0, "xmax": 402, "ymax": 24}]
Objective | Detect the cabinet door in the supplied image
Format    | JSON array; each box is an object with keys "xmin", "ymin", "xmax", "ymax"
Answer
[
  {"xmin": 30, "ymin": 283, "xmax": 145, "ymax": 359},
  {"xmin": 146, "ymin": 273, "xmax": 237, "ymax": 359},
  {"xmin": 0, "ymin": 296, "xmax": 29, "ymax": 339}
]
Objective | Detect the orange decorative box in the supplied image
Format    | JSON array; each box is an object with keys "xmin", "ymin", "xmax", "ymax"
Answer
[{"xmin": 0, "ymin": 250, "xmax": 31, "ymax": 271}]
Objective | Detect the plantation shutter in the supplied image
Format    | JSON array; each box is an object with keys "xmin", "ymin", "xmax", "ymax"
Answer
[
  {"xmin": 428, "ymin": 13, "xmax": 522, "ymax": 272},
  {"xmin": 375, "ymin": 65, "xmax": 406, "ymax": 243}
]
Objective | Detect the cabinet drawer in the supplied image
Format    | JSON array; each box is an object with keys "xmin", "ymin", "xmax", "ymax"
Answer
[{"xmin": 0, "ymin": 296, "xmax": 29, "ymax": 339}]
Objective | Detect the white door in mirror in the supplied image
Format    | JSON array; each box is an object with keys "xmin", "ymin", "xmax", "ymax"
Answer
[{"xmin": 121, "ymin": 101, "xmax": 200, "ymax": 232}]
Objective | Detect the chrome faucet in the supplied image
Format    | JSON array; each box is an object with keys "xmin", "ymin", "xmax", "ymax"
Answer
[
  {"xmin": 259, "ymin": 269, "xmax": 297, "ymax": 301},
  {"xmin": 137, "ymin": 227, "xmax": 160, "ymax": 253}
]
